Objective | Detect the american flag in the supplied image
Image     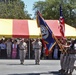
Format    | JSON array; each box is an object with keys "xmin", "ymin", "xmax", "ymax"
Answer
[{"xmin": 59, "ymin": 5, "xmax": 65, "ymax": 39}]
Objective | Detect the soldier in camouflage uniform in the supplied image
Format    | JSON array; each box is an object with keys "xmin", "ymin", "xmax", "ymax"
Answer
[{"xmin": 67, "ymin": 39, "xmax": 76, "ymax": 75}]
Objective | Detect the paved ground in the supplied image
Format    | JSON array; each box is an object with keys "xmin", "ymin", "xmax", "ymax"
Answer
[{"xmin": 0, "ymin": 59, "xmax": 76, "ymax": 75}]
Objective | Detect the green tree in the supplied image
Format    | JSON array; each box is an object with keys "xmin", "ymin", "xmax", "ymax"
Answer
[
  {"xmin": 33, "ymin": 0, "xmax": 76, "ymax": 27},
  {"xmin": 0, "ymin": 0, "xmax": 31, "ymax": 19}
]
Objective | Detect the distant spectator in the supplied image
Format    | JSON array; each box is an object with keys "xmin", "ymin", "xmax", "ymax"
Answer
[
  {"xmin": 53, "ymin": 44, "xmax": 59, "ymax": 59},
  {"xmin": 12, "ymin": 40, "xmax": 17, "ymax": 59},
  {"xmin": 6, "ymin": 39, "xmax": 12, "ymax": 59},
  {"xmin": 0, "ymin": 40, "xmax": 7, "ymax": 59}
]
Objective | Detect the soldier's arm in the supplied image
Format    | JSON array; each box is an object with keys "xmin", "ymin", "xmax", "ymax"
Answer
[{"xmin": 25, "ymin": 43, "xmax": 27, "ymax": 50}]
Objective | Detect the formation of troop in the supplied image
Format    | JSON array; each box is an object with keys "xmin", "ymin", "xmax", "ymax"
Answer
[
  {"xmin": 0, "ymin": 37, "xmax": 76, "ymax": 75},
  {"xmin": 59, "ymin": 39, "xmax": 76, "ymax": 75}
]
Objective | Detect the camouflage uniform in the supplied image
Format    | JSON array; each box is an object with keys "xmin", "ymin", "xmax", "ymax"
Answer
[
  {"xmin": 59, "ymin": 43, "xmax": 69, "ymax": 74},
  {"xmin": 67, "ymin": 40, "xmax": 76, "ymax": 75}
]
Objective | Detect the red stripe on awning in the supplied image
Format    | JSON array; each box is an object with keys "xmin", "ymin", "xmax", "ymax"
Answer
[
  {"xmin": 12, "ymin": 19, "xmax": 29, "ymax": 38},
  {"xmin": 45, "ymin": 20, "xmax": 61, "ymax": 38}
]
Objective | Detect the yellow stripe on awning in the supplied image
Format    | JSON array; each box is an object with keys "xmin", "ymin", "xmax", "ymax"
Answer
[
  {"xmin": 0, "ymin": 19, "xmax": 13, "ymax": 38},
  {"xmin": 65, "ymin": 24, "xmax": 76, "ymax": 38},
  {"xmin": 28, "ymin": 20, "xmax": 42, "ymax": 38}
]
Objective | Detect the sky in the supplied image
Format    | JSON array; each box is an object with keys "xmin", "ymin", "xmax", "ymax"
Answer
[{"xmin": 21, "ymin": 0, "xmax": 45, "ymax": 18}]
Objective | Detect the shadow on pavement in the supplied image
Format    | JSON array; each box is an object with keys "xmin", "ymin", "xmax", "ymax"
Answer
[
  {"xmin": 50, "ymin": 71, "xmax": 62, "ymax": 75},
  {"xmin": 7, "ymin": 64, "xmax": 36, "ymax": 65},
  {"xmin": 8, "ymin": 71, "xmax": 62, "ymax": 75}
]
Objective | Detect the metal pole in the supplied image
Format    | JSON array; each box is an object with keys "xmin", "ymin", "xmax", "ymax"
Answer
[{"xmin": 29, "ymin": 39, "xmax": 30, "ymax": 59}]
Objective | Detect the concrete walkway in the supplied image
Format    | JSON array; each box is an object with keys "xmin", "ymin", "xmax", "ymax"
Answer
[{"xmin": 0, "ymin": 59, "xmax": 76, "ymax": 75}]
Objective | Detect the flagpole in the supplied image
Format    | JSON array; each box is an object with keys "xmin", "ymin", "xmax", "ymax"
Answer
[
  {"xmin": 52, "ymin": 33, "xmax": 64, "ymax": 52},
  {"xmin": 28, "ymin": 39, "xmax": 30, "ymax": 59}
]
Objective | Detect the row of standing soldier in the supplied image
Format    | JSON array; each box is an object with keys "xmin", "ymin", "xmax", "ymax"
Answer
[
  {"xmin": 19, "ymin": 38, "xmax": 42, "ymax": 65},
  {"xmin": 59, "ymin": 39, "xmax": 76, "ymax": 75}
]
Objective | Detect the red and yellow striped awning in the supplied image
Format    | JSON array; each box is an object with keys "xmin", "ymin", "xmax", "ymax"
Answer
[
  {"xmin": 0, "ymin": 19, "xmax": 41, "ymax": 38},
  {"xmin": 0, "ymin": 19, "xmax": 75, "ymax": 38}
]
